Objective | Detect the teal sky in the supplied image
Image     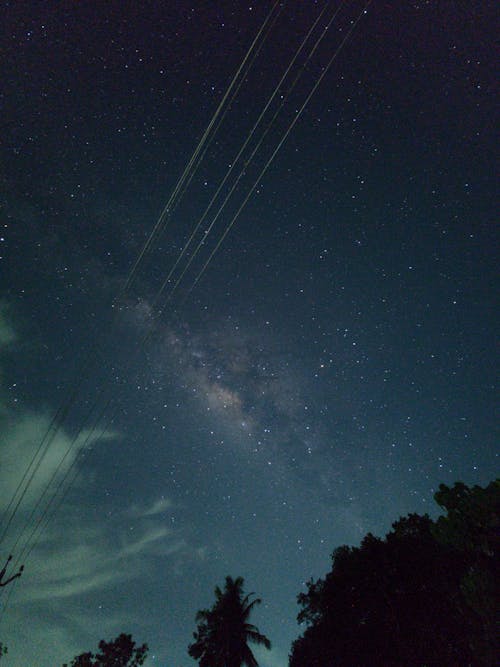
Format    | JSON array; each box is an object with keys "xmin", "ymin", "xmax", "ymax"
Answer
[{"xmin": 0, "ymin": 1, "xmax": 497, "ymax": 665}]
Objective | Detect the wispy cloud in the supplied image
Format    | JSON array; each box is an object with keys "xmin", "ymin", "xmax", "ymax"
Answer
[
  {"xmin": 1, "ymin": 410, "xmax": 115, "ymax": 522},
  {"xmin": 3, "ymin": 492, "xmax": 206, "ymax": 664},
  {"xmin": 17, "ymin": 517, "xmax": 177, "ymax": 602},
  {"xmin": 0, "ymin": 307, "xmax": 117, "ymax": 561},
  {"xmin": 129, "ymin": 496, "xmax": 173, "ymax": 518},
  {"xmin": 119, "ymin": 525, "xmax": 173, "ymax": 558}
]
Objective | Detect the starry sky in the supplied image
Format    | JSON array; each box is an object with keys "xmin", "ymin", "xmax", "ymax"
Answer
[{"xmin": 0, "ymin": 1, "xmax": 497, "ymax": 665}]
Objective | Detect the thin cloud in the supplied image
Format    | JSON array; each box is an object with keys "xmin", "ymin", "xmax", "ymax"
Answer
[
  {"xmin": 1, "ymin": 409, "xmax": 116, "ymax": 528},
  {"xmin": 15, "ymin": 502, "xmax": 200, "ymax": 604},
  {"xmin": 119, "ymin": 525, "xmax": 172, "ymax": 557},
  {"xmin": 0, "ymin": 307, "xmax": 116, "ymax": 553},
  {"xmin": 129, "ymin": 496, "xmax": 173, "ymax": 518}
]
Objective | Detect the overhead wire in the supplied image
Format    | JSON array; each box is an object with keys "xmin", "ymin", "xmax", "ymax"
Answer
[
  {"xmin": 23, "ymin": 1, "xmax": 370, "ymax": 551},
  {"xmin": 3, "ymin": 1, "xmax": 336, "ymax": 566},
  {"xmin": 8, "ymin": 391, "xmax": 110, "ymax": 559},
  {"xmin": 0, "ymin": 370, "xmax": 93, "ymax": 546},
  {"xmin": 163, "ymin": 0, "xmax": 348, "ymax": 306},
  {"xmin": 15, "ymin": 401, "xmax": 113, "ymax": 570},
  {"xmin": 0, "ymin": 5, "xmax": 289, "ymax": 621},
  {"xmin": 151, "ymin": 0, "xmax": 335, "ymax": 309},
  {"xmin": 0, "ymin": 0, "xmax": 373, "ymax": 622},
  {"xmin": 0, "ymin": 403, "xmax": 114, "ymax": 623},
  {"xmin": 12, "ymin": 0, "xmax": 370, "ymax": 563},
  {"xmin": 0, "ymin": 1, "xmax": 283, "ymax": 553},
  {"xmin": 184, "ymin": 0, "xmax": 373, "ymax": 300},
  {"xmin": 118, "ymin": 0, "xmax": 284, "ymax": 299},
  {"xmin": 144, "ymin": 0, "xmax": 285, "ymax": 250}
]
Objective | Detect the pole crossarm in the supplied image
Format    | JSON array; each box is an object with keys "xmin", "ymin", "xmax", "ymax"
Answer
[{"xmin": 0, "ymin": 555, "xmax": 24, "ymax": 587}]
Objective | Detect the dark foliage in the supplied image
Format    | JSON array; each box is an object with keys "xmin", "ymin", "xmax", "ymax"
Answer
[
  {"xmin": 63, "ymin": 632, "xmax": 148, "ymax": 667},
  {"xmin": 433, "ymin": 479, "xmax": 499, "ymax": 664},
  {"xmin": 289, "ymin": 480, "xmax": 499, "ymax": 667},
  {"xmin": 189, "ymin": 575, "xmax": 271, "ymax": 667}
]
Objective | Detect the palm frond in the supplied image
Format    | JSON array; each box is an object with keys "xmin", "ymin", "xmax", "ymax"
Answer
[
  {"xmin": 241, "ymin": 644, "xmax": 259, "ymax": 667},
  {"xmin": 246, "ymin": 629, "xmax": 272, "ymax": 649}
]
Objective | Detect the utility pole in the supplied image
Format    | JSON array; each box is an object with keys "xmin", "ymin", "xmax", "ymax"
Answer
[{"xmin": 0, "ymin": 555, "xmax": 23, "ymax": 587}]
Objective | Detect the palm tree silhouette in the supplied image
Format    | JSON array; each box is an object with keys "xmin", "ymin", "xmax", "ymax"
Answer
[{"xmin": 189, "ymin": 576, "xmax": 271, "ymax": 667}]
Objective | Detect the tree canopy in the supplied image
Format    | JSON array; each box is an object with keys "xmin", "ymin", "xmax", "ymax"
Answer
[
  {"xmin": 289, "ymin": 479, "xmax": 499, "ymax": 667},
  {"xmin": 63, "ymin": 632, "xmax": 148, "ymax": 667},
  {"xmin": 189, "ymin": 575, "xmax": 271, "ymax": 667},
  {"xmin": 4, "ymin": 479, "xmax": 496, "ymax": 665}
]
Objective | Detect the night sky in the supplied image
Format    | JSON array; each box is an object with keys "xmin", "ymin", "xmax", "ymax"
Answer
[{"xmin": 0, "ymin": 1, "xmax": 497, "ymax": 665}]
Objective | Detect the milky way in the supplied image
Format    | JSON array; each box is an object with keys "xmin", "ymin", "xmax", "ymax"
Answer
[{"xmin": 1, "ymin": 2, "xmax": 497, "ymax": 665}]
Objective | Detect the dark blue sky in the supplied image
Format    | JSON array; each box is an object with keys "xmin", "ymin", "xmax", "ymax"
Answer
[{"xmin": 0, "ymin": 1, "xmax": 497, "ymax": 665}]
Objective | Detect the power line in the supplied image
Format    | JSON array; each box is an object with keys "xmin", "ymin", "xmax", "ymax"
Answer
[
  {"xmin": 152, "ymin": 0, "xmax": 335, "ymax": 308},
  {"xmin": 186, "ymin": 0, "xmax": 373, "ymax": 299},
  {"xmin": 0, "ymin": 1, "xmax": 373, "ymax": 620},
  {"xmin": 118, "ymin": 0, "xmax": 285, "ymax": 299},
  {"xmin": 0, "ymin": 1, "xmax": 282, "ymax": 553}
]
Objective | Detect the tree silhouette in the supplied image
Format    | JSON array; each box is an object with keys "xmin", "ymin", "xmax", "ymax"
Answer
[
  {"xmin": 433, "ymin": 479, "xmax": 499, "ymax": 664},
  {"xmin": 63, "ymin": 632, "xmax": 148, "ymax": 666},
  {"xmin": 189, "ymin": 575, "xmax": 271, "ymax": 667},
  {"xmin": 289, "ymin": 479, "xmax": 499, "ymax": 667}
]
